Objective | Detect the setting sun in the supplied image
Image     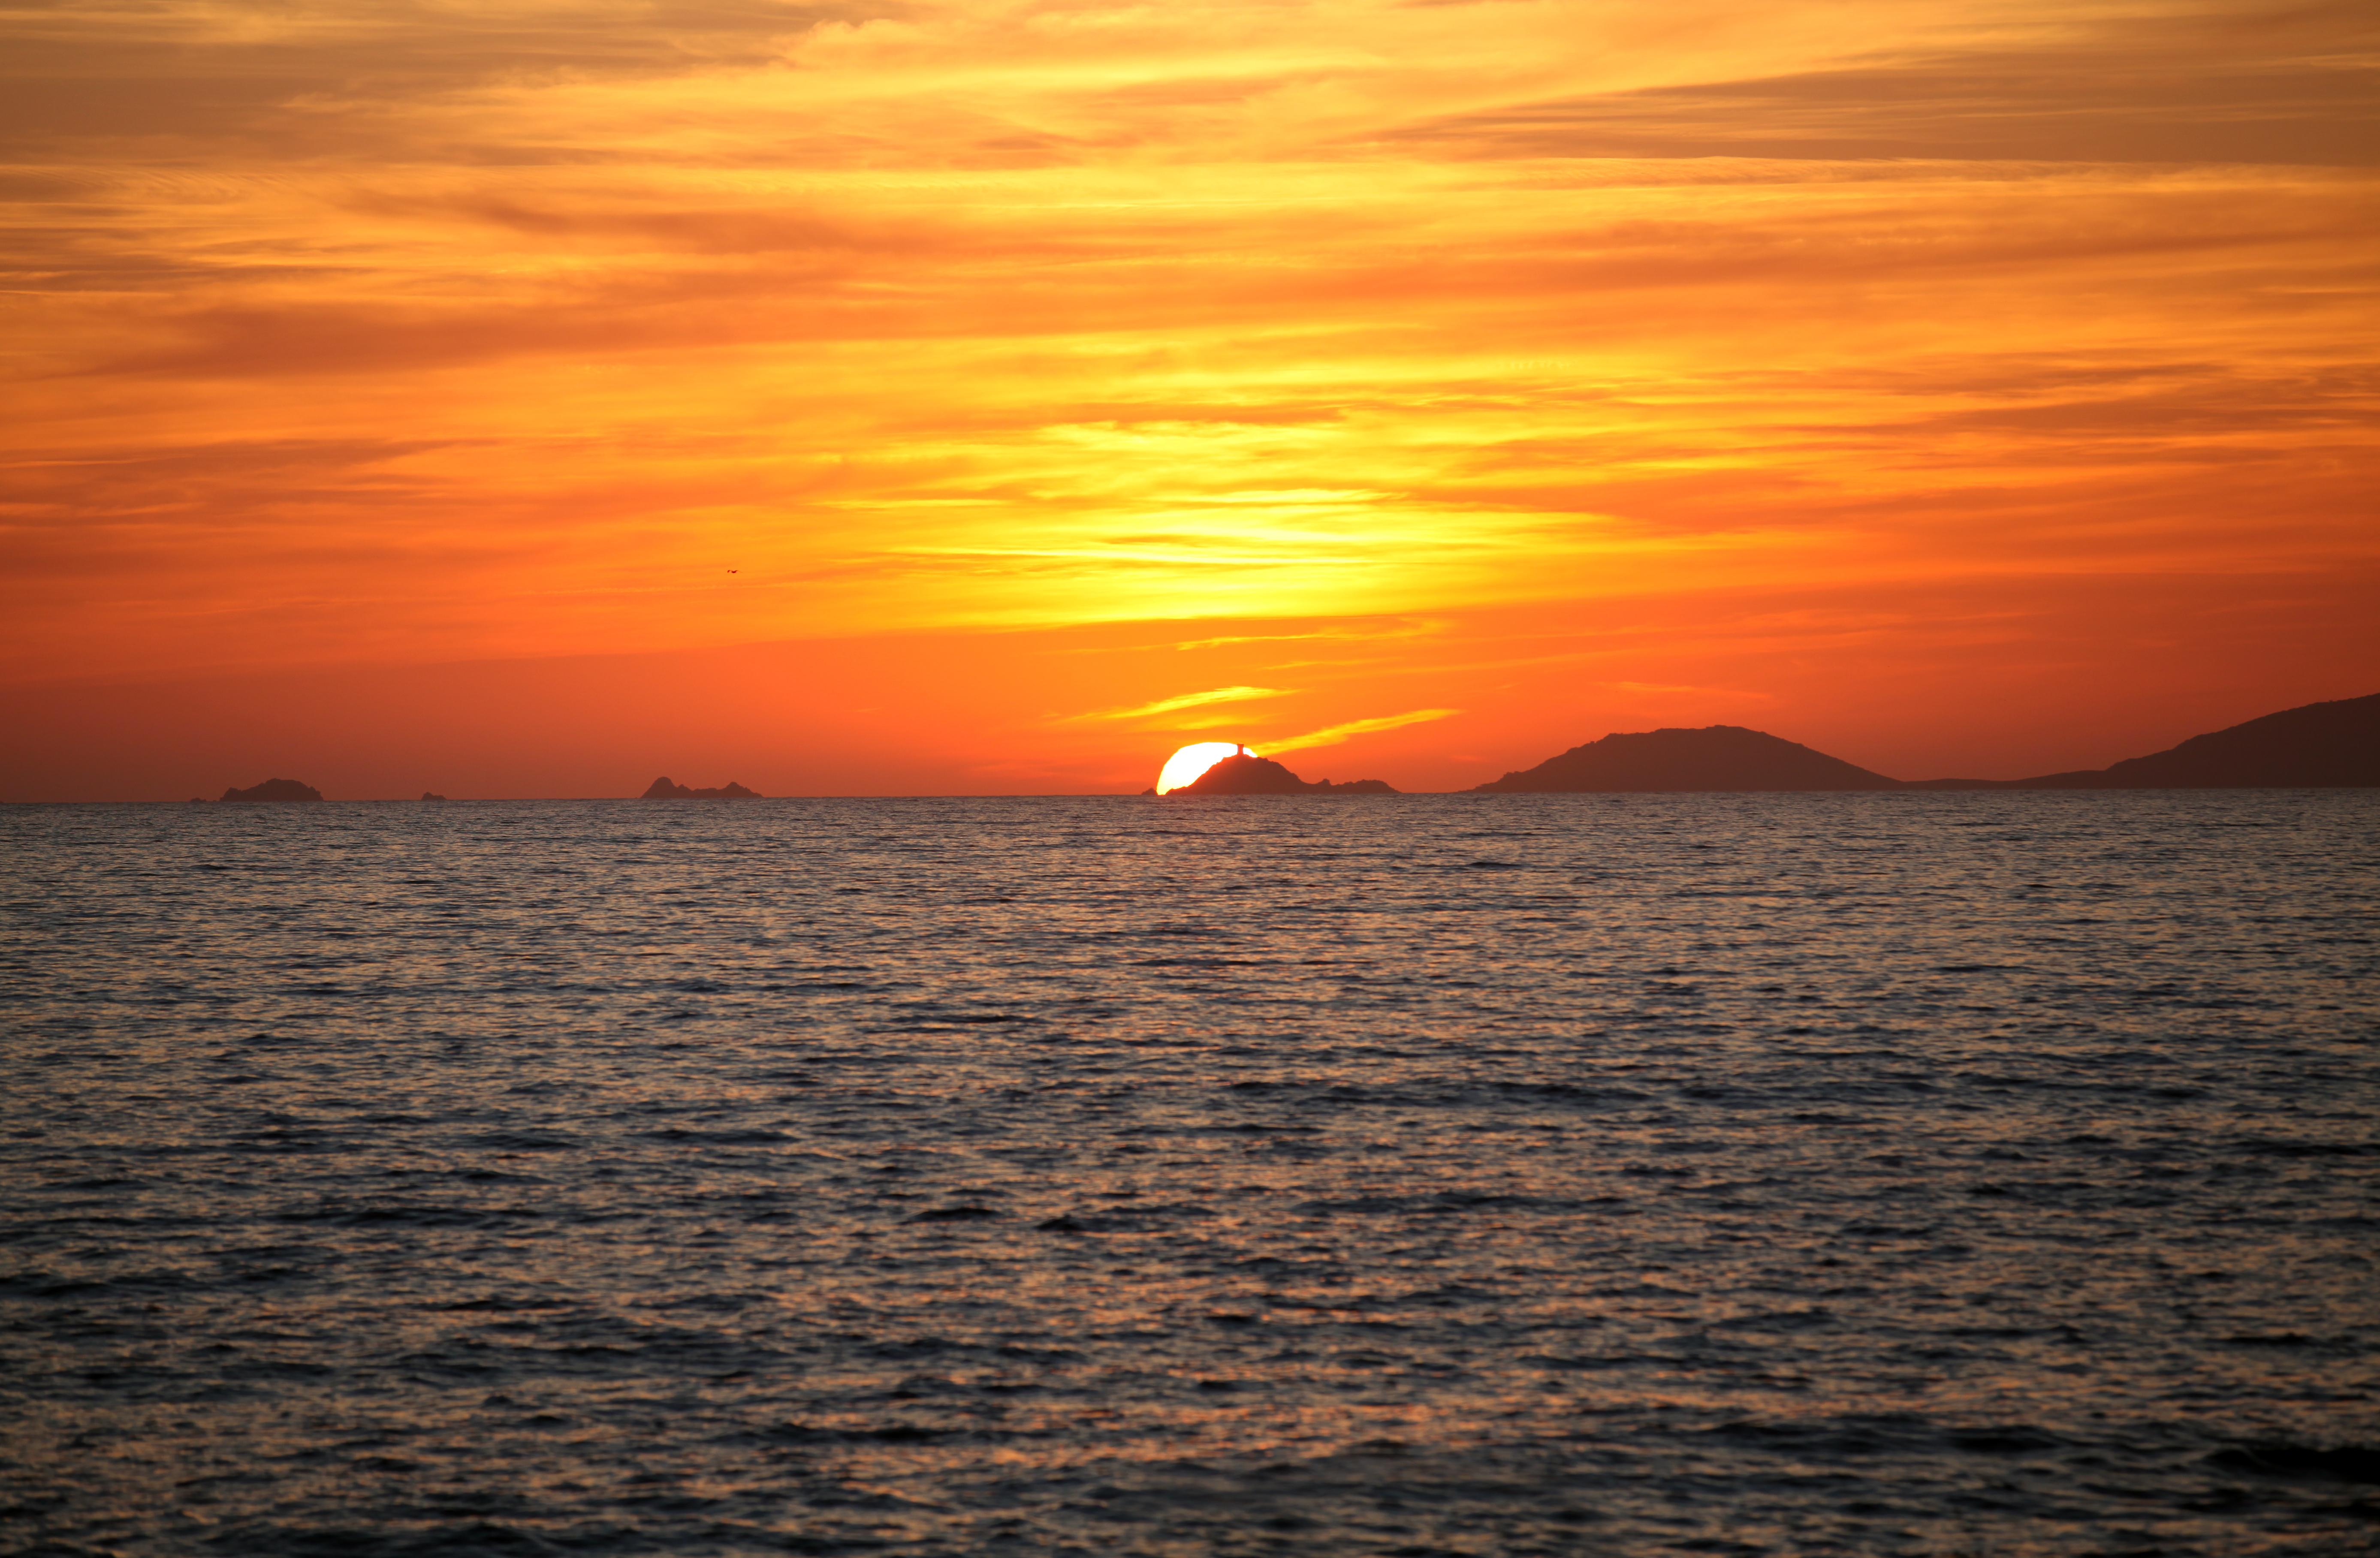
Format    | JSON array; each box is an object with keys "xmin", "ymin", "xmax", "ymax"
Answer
[
  {"xmin": 4, "ymin": 1, "xmax": 2374, "ymax": 1552},
  {"xmin": 0, "ymin": 0, "xmax": 2371, "ymax": 804},
  {"xmin": 1155, "ymin": 742, "xmax": 1248, "ymax": 795}
]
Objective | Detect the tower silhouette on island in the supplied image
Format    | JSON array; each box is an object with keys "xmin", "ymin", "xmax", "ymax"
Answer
[
  {"xmin": 1154, "ymin": 692, "xmax": 2379, "ymax": 795},
  {"xmin": 190, "ymin": 692, "xmax": 2377, "ymax": 802},
  {"xmin": 1166, "ymin": 746, "xmax": 1400, "ymax": 795}
]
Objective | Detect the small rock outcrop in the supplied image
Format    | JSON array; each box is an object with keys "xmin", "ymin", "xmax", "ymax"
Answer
[
  {"xmin": 641, "ymin": 777, "xmax": 763, "ymax": 799},
  {"xmin": 1170, "ymin": 753, "xmax": 1397, "ymax": 796},
  {"xmin": 218, "ymin": 778, "xmax": 325, "ymax": 803},
  {"xmin": 1474, "ymin": 726, "xmax": 1897, "ymax": 793}
]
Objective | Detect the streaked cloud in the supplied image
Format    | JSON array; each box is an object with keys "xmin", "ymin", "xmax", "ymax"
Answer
[
  {"xmin": 1263, "ymin": 708, "xmax": 1464, "ymax": 755},
  {"xmin": 1056, "ymin": 684, "xmax": 1288, "ymax": 723},
  {"xmin": 0, "ymin": 0, "xmax": 2371, "ymax": 807}
]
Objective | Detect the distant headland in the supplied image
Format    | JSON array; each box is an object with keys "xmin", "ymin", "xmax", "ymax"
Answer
[
  {"xmin": 642, "ymin": 777, "xmax": 763, "ymax": 799},
  {"xmin": 1900, "ymin": 692, "xmax": 2380, "ymax": 790},
  {"xmin": 1147, "ymin": 691, "xmax": 2376, "ymax": 796},
  {"xmin": 166, "ymin": 692, "xmax": 2372, "ymax": 805},
  {"xmin": 1470, "ymin": 692, "xmax": 2379, "ymax": 793}
]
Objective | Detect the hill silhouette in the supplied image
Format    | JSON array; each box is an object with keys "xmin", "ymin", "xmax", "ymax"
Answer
[
  {"xmin": 1908, "ymin": 692, "xmax": 2380, "ymax": 789},
  {"xmin": 218, "ymin": 778, "xmax": 323, "ymax": 802},
  {"xmin": 1170, "ymin": 753, "xmax": 1397, "ymax": 795},
  {"xmin": 1473, "ymin": 726, "xmax": 1899, "ymax": 793},
  {"xmin": 642, "ymin": 777, "xmax": 762, "ymax": 799},
  {"xmin": 1480, "ymin": 693, "xmax": 2377, "ymax": 793}
]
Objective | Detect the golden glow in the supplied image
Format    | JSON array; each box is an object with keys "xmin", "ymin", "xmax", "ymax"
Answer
[
  {"xmin": 1157, "ymin": 743, "xmax": 1249, "ymax": 795},
  {"xmin": 1, "ymin": 2, "xmax": 2374, "ymax": 799}
]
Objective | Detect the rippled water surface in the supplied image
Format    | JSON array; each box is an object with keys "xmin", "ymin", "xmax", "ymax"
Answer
[{"xmin": 4, "ymin": 793, "xmax": 2377, "ymax": 1556}]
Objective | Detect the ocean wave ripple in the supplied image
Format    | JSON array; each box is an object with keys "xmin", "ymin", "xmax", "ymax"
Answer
[{"xmin": 2, "ymin": 792, "xmax": 2376, "ymax": 1556}]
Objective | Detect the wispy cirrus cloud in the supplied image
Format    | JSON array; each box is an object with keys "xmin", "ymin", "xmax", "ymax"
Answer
[
  {"xmin": 1, "ymin": 0, "xmax": 2374, "ymax": 726},
  {"xmin": 1262, "ymin": 708, "xmax": 1463, "ymax": 755},
  {"xmin": 1056, "ymin": 684, "xmax": 1288, "ymax": 724}
]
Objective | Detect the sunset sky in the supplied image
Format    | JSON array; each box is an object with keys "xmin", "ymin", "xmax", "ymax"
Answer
[{"xmin": 4, "ymin": 0, "xmax": 2374, "ymax": 798}]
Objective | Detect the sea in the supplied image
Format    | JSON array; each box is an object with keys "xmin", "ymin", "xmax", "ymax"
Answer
[{"xmin": 3, "ymin": 792, "xmax": 2375, "ymax": 1557}]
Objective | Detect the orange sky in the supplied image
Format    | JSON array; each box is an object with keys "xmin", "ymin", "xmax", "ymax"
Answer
[{"xmin": 3, "ymin": 0, "xmax": 2375, "ymax": 798}]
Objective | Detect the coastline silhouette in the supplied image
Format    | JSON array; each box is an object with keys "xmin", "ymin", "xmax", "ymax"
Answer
[
  {"xmin": 185, "ymin": 692, "xmax": 2374, "ymax": 805},
  {"xmin": 1475, "ymin": 691, "xmax": 2377, "ymax": 793},
  {"xmin": 1905, "ymin": 691, "xmax": 2380, "ymax": 790}
]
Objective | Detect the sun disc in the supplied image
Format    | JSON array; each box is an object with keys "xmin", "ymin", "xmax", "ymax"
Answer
[{"xmin": 1156, "ymin": 741, "xmax": 1247, "ymax": 794}]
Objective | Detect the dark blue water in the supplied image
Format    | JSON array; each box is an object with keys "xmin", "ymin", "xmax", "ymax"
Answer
[{"xmin": 4, "ymin": 793, "xmax": 2376, "ymax": 1556}]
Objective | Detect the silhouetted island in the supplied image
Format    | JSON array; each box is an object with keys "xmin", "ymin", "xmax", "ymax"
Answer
[
  {"xmin": 1475, "ymin": 692, "xmax": 2378, "ymax": 792},
  {"xmin": 218, "ymin": 778, "xmax": 324, "ymax": 802},
  {"xmin": 420, "ymin": 792, "xmax": 448, "ymax": 802},
  {"xmin": 641, "ymin": 777, "xmax": 763, "ymax": 799},
  {"xmin": 1168, "ymin": 753, "xmax": 1397, "ymax": 795},
  {"xmin": 1906, "ymin": 692, "xmax": 2380, "ymax": 789},
  {"xmin": 1474, "ymin": 726, "xmax": 1897, "ymax": 793}
]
